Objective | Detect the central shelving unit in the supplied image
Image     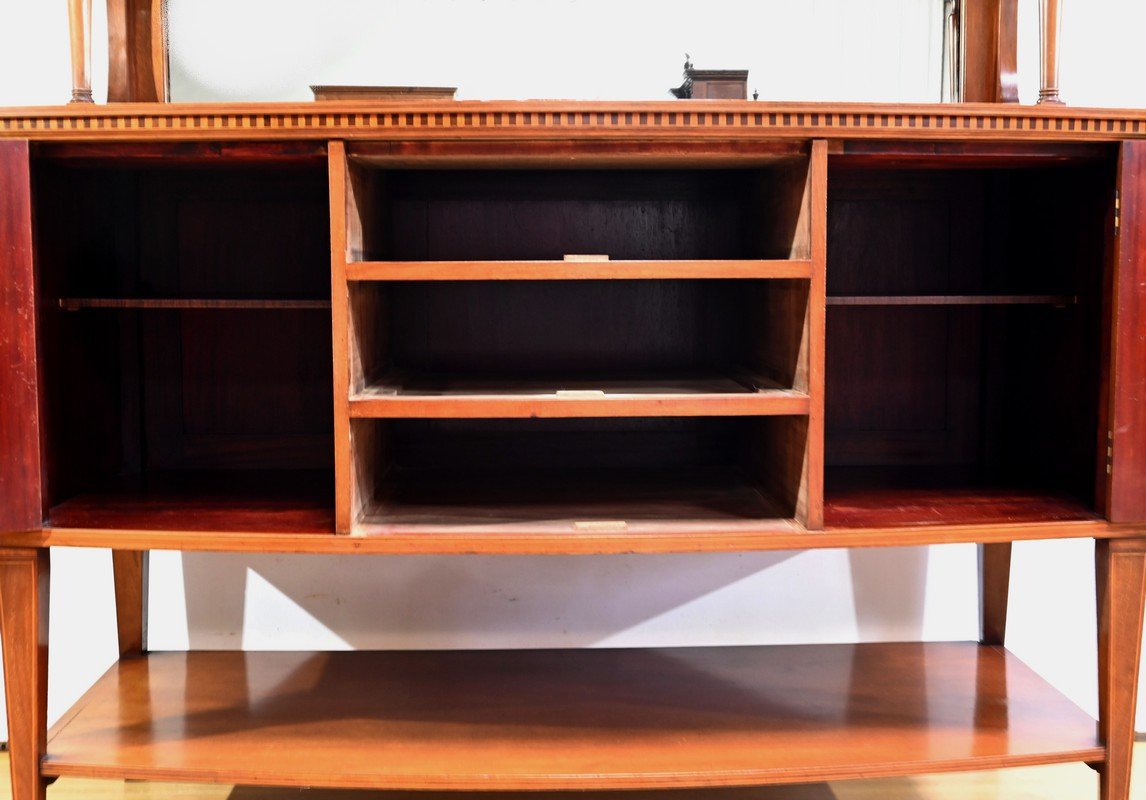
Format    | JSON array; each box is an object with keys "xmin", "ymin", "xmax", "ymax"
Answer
[{"xmin": 331, "ymin": 141, "xmax": 827, "ymax": 535}]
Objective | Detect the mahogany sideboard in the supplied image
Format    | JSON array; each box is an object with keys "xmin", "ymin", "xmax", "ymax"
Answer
[{"xmin": 1, "ymin": 100, "xmax": 1146, "ymax": 800}]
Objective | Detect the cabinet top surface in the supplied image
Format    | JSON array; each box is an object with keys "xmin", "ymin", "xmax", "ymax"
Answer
[{"xmin": 4, "ymin": 100, "xmax": 1146, "ymax": 143}]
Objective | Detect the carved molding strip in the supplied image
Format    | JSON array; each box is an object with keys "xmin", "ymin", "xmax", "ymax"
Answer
[{"xmin": 1, "ymin": 102, "xmax": 1145, "ymax": 141}]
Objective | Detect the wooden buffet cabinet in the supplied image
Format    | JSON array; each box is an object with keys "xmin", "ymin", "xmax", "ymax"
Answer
[{"xmin": 1, "ymin": 100, "xmax": 1146, "ymax": 800}]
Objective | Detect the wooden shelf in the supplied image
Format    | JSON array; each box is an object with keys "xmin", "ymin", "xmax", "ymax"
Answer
[
  {"xmin": 58, "ymin": 298, "xmax": 332, "ymax": 310},
  {"xmin": 826, "ymin": 295, "xmax": 1077, "ymax": 307},
  {"xmin": 823, "ymin": 485, "xmax": 1098, "ymax": 528},
  {"xmin": 346, "ymin": 259, "xmax": 813, "ymax": 281},
  {"xmin": 46, "ymin": 471, "xmax": 333, "ymax": 534},
  {"xmin": 359, "ymin": 466, "xmax": 790, "ymax": 532},
  {"xmin": 350, "ymin": 373, "xmax": 810, "ymax": 418},
  {"xmin": 42, "ymin": 643, "xmax": 1103, "ymax": 790}
]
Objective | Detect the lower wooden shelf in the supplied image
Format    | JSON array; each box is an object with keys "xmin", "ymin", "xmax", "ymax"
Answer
[{"xmin": 42, "ymin": 643, "xmax": 1102, "ymax": 791}]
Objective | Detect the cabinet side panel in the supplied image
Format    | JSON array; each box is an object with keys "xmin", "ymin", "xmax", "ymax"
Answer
[
  {"xmin": 1110, "ymin": 142, "xmax": 1146, "ymax": 522},
  {"xmin": 0, "ymin": 140, "xmax": 42, "ymax": 532}
]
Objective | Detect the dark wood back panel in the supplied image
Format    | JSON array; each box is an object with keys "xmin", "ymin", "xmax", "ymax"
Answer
[
  {"xmin": 385, "ymin": 280, "xmax": 756, "ymax": 378},
  {"xmin": 363, "ymin": 169, "xmax": 802, "ymax": 261},
  {"xmin": 33, "ymin": 162, "xmax": 334, "ymax": 508},
  {"xmin": 825, "ymin": 165, "xmax": 1108, "ymax": 501}
]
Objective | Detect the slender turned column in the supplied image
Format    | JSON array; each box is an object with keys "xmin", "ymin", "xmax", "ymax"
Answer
[
  {"xmin": 67, "ymin": 0, "xmax": 93, "ymax": 102},
  {"xmin": 0, "ymin": 549, "xmax": 51, "ymax": 800},
  {"xmin": 1038, "ymin": 0, "xmax": 1065, "ymax": 104},
  {"xmin": 1096, "ymin": 539, "xmax": 1146, "ymax": 800}
]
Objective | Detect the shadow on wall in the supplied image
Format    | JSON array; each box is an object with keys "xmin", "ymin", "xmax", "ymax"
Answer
[{"xmin": 179, "ymin": 547, "xmax": 933, "ymax": 650}]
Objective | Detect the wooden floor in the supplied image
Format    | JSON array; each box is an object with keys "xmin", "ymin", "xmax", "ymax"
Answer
[{"xmin": 2, "ymin": 748, "xmax": 1144, "ymax": 799}]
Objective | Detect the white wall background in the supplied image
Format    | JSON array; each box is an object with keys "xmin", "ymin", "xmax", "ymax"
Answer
[{"xmin": 1, "ymin": 0, "xmax": 1145, "ymax": 744}]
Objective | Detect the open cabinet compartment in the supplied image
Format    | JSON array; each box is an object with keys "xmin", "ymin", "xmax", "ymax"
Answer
[
  {"xmin": 823, "ymin": 161, "xmax": 1111, "ymax": 528},
  {"xmin": 340, "ymin": 146, "xmax": 816, "ymax": 278},
  {"xmin": 34, "ymin": 157, "xmax": 336, "ymax": 532},
  {"xmin": 347, "ymin": 278, "xmax": 813, "ymax": 409},
  {"xmin": 350, "ymin": 415, "xmax": 810, "ymax": 532}
]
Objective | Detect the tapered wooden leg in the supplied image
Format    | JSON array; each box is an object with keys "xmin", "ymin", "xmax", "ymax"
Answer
[
  {"xmin": 112, "ymin": 550, "xmax": 149, "ymax": 656},
  {"xmin": 0, "ymin": 549, "xmax": 50, "ymax": 800},
  {"xmin": 979, "ymin": 542, "xmax": 1012, "ymax": 645},
  {"xmin": 1096, "ymin": 538, "xmax": 1146, "ymax": 800}
]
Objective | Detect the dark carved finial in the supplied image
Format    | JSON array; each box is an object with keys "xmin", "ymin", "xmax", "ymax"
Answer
[
  {"xmin": 752, "ymin": 89, "xmax": 759, "ymax": 101},
  {"xmin": 684, "ymin": 53, "xmax": 693, "ymax": 72}
]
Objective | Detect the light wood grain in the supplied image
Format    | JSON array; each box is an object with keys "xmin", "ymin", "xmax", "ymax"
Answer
[
  {"xmin": 1097, "ymin": 539, "xmax": 1146, "ymax": 800},
  {"xmin": 41, "ymin": 644, "xmax": 1103, "ymax": 791},
  {"xmin": 0, "ymin": 550, "xmax": 50, "ymax": 800},
  {"xmin": 979, "ymin": 542, "xmax": 1012, "ymax": 646},
  {"xmin": 111, "ymin": 551, "xmax": 147, "ymax": 656},
  {"xmin": 329, "ymin": 142, "xmax": 354, "ymax": 533},
  {"xmin": 350, "ymin": 374, "xmax": 811, "ymax": 419},
  {"xmin": 346, "ymin": 259, "xmax": 813, "ymax": 281}
]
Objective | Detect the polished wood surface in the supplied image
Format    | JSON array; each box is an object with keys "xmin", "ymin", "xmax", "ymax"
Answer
[
  {"xmin": 1038, "ymin": 0, "xmax": 1065, "ymax": 105},
  {"xmin": 979, "ymin": 542, "xmax": 1012, "ymax": 646},
  {"xmin": 823, "ymin": 487, "xmax": 1098, "ymax": 528},
  {"xmin": 66, "ymin": 0, "xmax": 93, "ymax": 103},
  {"xmin": 6, "ymin": 516, "xmax": 1144, "ymax": 555},
  {"xmin": 350, "ymin": 374, "xmax": 810, "ymax": 419},
  {"xmin": 42, "ymin": 644, "xmax": 1102, "ymax": 790},
  {"xmin": 0, "ymin": 550, "xmax": 50, "ymax": 800},
  {"xmin": 111, "ymin": 550, "xmax": 147, "ymax": 655},
  {"xmin": 962, "ymin": 0, "xmax": 1019, "ymax": 103},
  {"xmin": 0, "ymin": 141, "xmax": 42, "ymax": 532},
  {"xmin": 1108, "ymin": 142, "xmax": 1146, "ymax": 521},
  {"xmin": 46, "ymin": 473, "xmax": 334, "ymax": 534},
  {"xmin": 804, "ymin": 140, "xmax": 828, "ymax": 529},
  {"xmin": 12, "ymin": 753, "xmax": 1146, "ymax": 800},
  {"xmin": 1097, "ymin": 539, "xmax": 1146, "ymax": 800},
  {"xmin": 106, "ymin": 0, "xmax": 168, "ymax": 103},
  {"xmin": 346, "ymin": 259, "xmax": 813, "ymax": 281}
]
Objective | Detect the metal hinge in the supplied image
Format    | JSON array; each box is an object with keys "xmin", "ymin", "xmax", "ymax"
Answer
[
  {"xmin": 1115, "ymin": 189, "xmax": 1121, "ymax": 235},
  {"xmin": 1107, "ymin": 430, "xmax": 1114, "ymax": 475}
]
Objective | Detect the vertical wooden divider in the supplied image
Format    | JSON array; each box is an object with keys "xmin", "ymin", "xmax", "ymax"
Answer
[
  {"xmin": 329, "ymin": 141, "xmax": 353, "ymax": 533},
  {"xmin": 805, "ymin": 139, "xmax": 828, "ymax": 530},
  {"xmin": 1106, "ymin": 141, "xmax": 1146, "ymax": 522}
]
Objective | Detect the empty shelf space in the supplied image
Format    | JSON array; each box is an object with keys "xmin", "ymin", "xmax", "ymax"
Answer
[
  {"xmin": 827, "ymin": 295, "xmax": 1077, "ymax": 307},
  {"xmin": 350, "ymin": 372, "xmax": 810, "ymax": 418},
  {"xmin": 349, "ymin": 417, "xmax": 811, "ymax": 532},
  {"xmin": 359, "ymin": 466, "xmax": 788, "ymax": 532},
  {"xmin": 346, "ymin": 259, "xmax": 813, "ymax": 281},
  {"xmin": 47, "ymin": 471, "xmax": 334, "ymax": 534},
  {"xmin": 341, "ymin": 166, "xmax": 816, "ymax": 264},
  {"xmin": 58, "ymin": 297, "xmax": 332, "ymax": 310},
  {"xmin": 42, "ymin": 644, "xmax": 1103, "ymax": 790}
]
